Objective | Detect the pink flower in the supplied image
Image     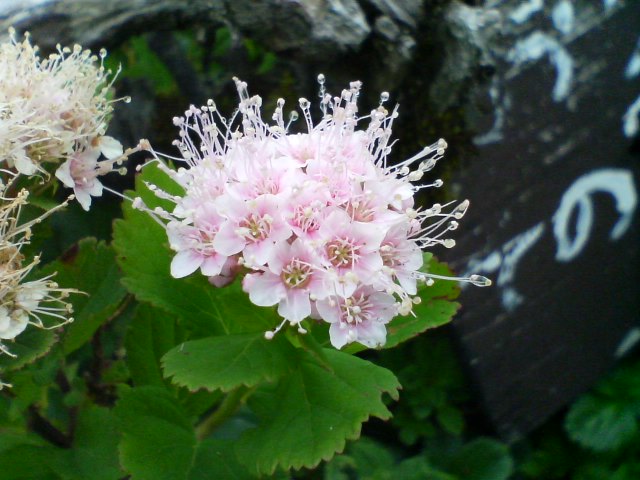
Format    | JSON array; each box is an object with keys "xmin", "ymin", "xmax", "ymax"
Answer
[
  {"xmin": 276, "ymin": 132, "xmax": 321, "ymax": 166},
  {"xmin": 377, "ymin": 223, "xmax": 424, "ymax": 296},
  {"xmin": 136, "ymin": 76, "xmax": 491, "ymax": 350},
  {"xmin": 213, "ymin": 194, "xmax": 292, "ymax": 267},
  {"xmin": 318, "ymin": 209, "xmax": 385, "ymax": 297},
  {"xmin": 54, "ymin": 136, "xmax": 124, "ymax": 210},
  {"xmin": 242, "ymin": 239, "xmax": 326, "ymax": 323},
  {"xmin": 284, "ymin": 184, "xmax": 330, "ymax": 241},
  {"xmin": 55, "ymin": 148, "xmax": 103, "ymax": 211},
  {"xmin": 167, "ymin": 219, "xmax": 228, "ymax": 278},
  {"xmin": 228, "ymin": 157, "xmax": 304, "ymax": 201},
  {"xmin": 316, "ymin": 287, "xmax": 397, "ymax": 349}
]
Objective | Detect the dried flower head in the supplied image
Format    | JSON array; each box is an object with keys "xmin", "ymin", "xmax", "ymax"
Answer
[
  {"xmin": 0, "ymin": 28, "xmax": 131, "ymax": 209},
  {"xmin": 137, "ymin": 76, "xmax": 490, "ymax": 349},
  {"xmin": 0, "ymin": 188, "xmax": 77, "ymax": 365}
]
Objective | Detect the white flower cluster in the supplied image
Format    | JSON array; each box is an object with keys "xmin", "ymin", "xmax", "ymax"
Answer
[
  {"xmin": 0, "ymin": 28, "xmax": 130, "ymax": 210},
  {"xmin": 138, "ymin": 77, "xmax": 490, "ymax": 349},
  {"xmin": 0, "ymin": 30, "xmax": 132, "ymax": 386},
  {"xmin": 0, "ymin": 187, "xmax": 77, "ymax": 387}
]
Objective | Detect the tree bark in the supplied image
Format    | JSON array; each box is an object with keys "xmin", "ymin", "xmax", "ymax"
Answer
[{"xmin": 0, "ymin": 0, "xmax": 371, "ymax": 56}]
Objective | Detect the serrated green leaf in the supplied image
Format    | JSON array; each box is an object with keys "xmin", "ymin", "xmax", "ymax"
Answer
[
  {"xmin": 163, "ymin": 332, "xmax": 297, "ymax": 392},
  {"xmin": 113, "ymin": 163, "xmax": 276, "ymax": 337},
  {"xmin": 126, "ymin": 303, "xmax": 184, "ymax": 387},
  {"xmin": 0, "ymin": 327, "xmax": 56, "ymax": 372},
  {"xmin": 384, "ymin": 256, "xmax": 460, "ymax": 349},
  {"xmin": 237, "ymin": 349, "xmax": 400, "ymax": 475},
  {"xmin": 446, "ymin": 438, "xmax": 513, "ymax": 480},
  {"xmin": 116, "ymin": 386, "xmax": 252, "ymax": 480},
  {"xmin": 38, "ymin": 238, "xmax": 127, "ymax": 355},
  {"xmin": 565, "ymin": 394, "xmax": 638, "ymax": 452}
]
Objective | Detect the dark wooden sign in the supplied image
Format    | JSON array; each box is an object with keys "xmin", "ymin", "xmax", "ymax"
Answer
[{"xmin": 443, "ymin": 0, "xmax": 640, "ymax": 440}]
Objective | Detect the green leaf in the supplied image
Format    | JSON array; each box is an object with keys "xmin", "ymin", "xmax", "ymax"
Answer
[
  {"xmin": 0, "ymin": 428, "xmax": 48, "ymax": 452},
  {"xmin": 237, "ymin": 348, "xmax": 400, "ymax": 475},
  {"xmin": 24, "ymin": 192, "xmax": 122, "ymax": 264},
  {"xmin": 0, "ymin": 239, "xmax": 125, "ymax": 372},
  {"xmin": 518, "ymin": 421, "xmax": 578, "ymax": 479},
  {"xmin": 116, "ymin": 387, "xmax": 195, "ymax": 479},
  {"xmin": 188, "ymin": 438, "xmax": 256, "ymax": 480},
  {"xmin": 38, "ymin": 238, "xmax": 127, "ymax": 354},
  {"xmin": 113, "ymin": 163, "xmax": 276, "ymax": 337},
  {"xmin": 126, "ymin": 303, "xmax": 184, "ymax": 387},
  {"xmin": 598, "ymin": 360, "xmax": 640, "ymax": 407},
  {"xmin": 436, "ymin": 405, "xmax": 464, "ymax": 435},
  {"xmin": 324, "ymin": 440, "xmax": 458, "ymax": 480},
  {"xmin": 162, "ymin": 332, "xmax": 297, "ymax": 392},
  {"xmin": 0, "ymin": 406, "xmax": 120, "ymax": 480},
  {"xmin": 0, "ymin": 327, "xmax": 56, "ymax": 372},
  {"xmin": 384, "ymin": 255, "xmax": 460, "ymax": 349},
  {"xmin": 105, "ymin": 36, "xmax": 178, "ymax": 96},
  {"xmin": 25, "ymin": 194, "xmax": 60, "ymax": 212},
  {"xmin": 64, "ymin": 405, "xmax": 121, "ymax": 480},
  {"xmin": 0, "ymin": 443, "xmax": 60, "ymax": 479},
  {"xmin": 116, "ymin": 386, "xmax": 252, "ymax": 480},
  {"xmin": 445, "ymin": 438, "xmax": 513, "ymax": 480},
  {"xmin": 208, "ymin": 281, "xmax": 283, "ymax": 333},
  {"xmin": 323, "ymin": 437, "xmax": 395, "ymax": 480},
  {"xmin": 565, "ymin": 394, "xmax": 638, "ymax": 452},
  {"xmin": 396, "ymin": 457, "xmax": 458, "ymax": 480}
]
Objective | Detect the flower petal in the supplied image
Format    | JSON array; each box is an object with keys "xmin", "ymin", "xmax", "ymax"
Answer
[
  {"xmin": 315, "ymin": 298, "xmax": 340, "ymax": 324},
  {"xmin": 213, "ymin": 221, "xmax": 244, "ymax": 256},
  {"xmin": 55, "ymin": 161, "xmax": 74, "ymax": 188},
  {"xmin": 75, "ymin": 188, "xmax": 92, "ymax": 211},
  {"xmin": 99, "ymin": 136, "xmax": 124, "ymax": 159},
  {"xmin": 278, "ymin": 289, "xmax": 311, "ymax": 323},
  {"xmin": 200, "ymin": 255, "xmax": 227, "ymax": 276},
  {"xmin": 170, "ymin": 250, "xmax": 203, "ymax": 278},
  {"xmin": 243, "ymin": 272, "xmax": 285, "ymax": 306},
  {"xmin": 328, "ymin": 323, "xmax": 351, "ymax": 349},
  {"xmin": 14, "ymin": 150, "xmax": 37, "ymax": 175}
]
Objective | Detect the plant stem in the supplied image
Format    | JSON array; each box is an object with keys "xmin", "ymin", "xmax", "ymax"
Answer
[{"xmin": 195, "ymin": 385, "xmax": 253, "ymax": 440}]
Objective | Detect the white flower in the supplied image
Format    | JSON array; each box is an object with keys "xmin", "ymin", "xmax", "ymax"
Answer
[
  {"xmin": 0, "ymin": 188, "xmax": 76, "ymax": 359},
  {"xmin": 0, "ymin": 29, "xmax": 130, "ymax": 209},
  {"xmin": 0, "ymin": 306, "xmax": 28, "ymax": 340}
]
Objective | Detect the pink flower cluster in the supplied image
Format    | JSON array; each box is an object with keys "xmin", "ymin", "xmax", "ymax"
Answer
[{"xmin": 137, "ymin": 77, "xmax": 490, "ymax": 349}]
